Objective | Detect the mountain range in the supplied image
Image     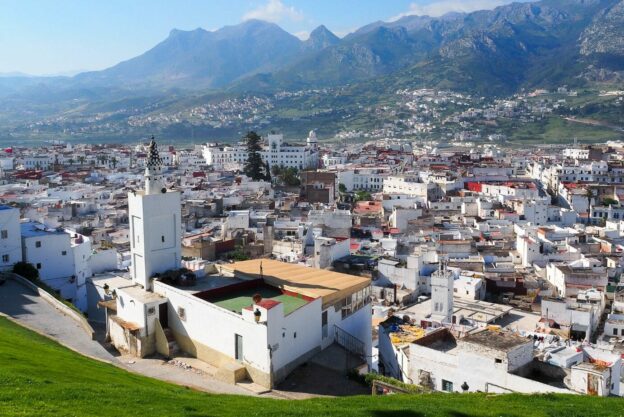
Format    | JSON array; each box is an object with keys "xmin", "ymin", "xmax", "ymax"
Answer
[{"xmin": 1, "ymin": 0, "xmax": 623, "ymax": 137}]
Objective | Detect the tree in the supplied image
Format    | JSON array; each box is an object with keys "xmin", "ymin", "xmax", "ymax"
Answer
[
  {"xmin": 68, "ymin": 158, "xmax": 74, "ymax": 166},
  {"xmin": 263, "ymin": 161, "xmax": 271, "ymax": 182},
  {"xmin": 13, "ymin": 262, "xmax": 39, "ymax": 281},
  {"xmin": 77, "ymin": 156, "xmax": 86, "ymax": 166},
  {"xmin": 111, "ymin": 156, "xmax": 118, "ymax": 169},
  {"xmin": 338, "ymin": 183, "xmax": 347, "ymax": 193},
  {"xmin": 355, "ymin": 190, "xmax": 372, "ymax": 201},
  {"xmin": 243, "ymin": 131, "xmax": 265, "ymax": 181},
  {"xmin": 282, "ymin": 167, "xmax": 300, "ymax": 186}
]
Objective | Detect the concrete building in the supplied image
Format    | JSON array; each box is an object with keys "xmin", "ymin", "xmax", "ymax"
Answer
[
  {"xmin": 203, "ymin": 132, "xmax": 319, "ymax": 171},
  {"xmin": 0, "ymin": 205, "xmax": 21, "ymax": 270},
  {"xmin": 431, "ymin": 264, "xmax": 454, "ymax": 324},
  {"xmin": 407, "ymin": 328, "xmax": 570, "ymax": 394},
  {"xmin": 154, "ymin": 259, "xmax": 372, "ymax": 389}
]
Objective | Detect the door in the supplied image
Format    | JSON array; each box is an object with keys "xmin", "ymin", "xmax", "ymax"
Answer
[
  {"xmin": 587, "ymin": 373, "xmax": 599, "ymax": 396},
  {"xmin": 322, "ymin": 310, "xmax": 328, "ymax": 339},
  {"xmin": 159, "ymin": 303, "xmax": 168, "ymax": 329},
  {"xmin": 235, "ymin": 334, "xmax": 243, "ymax": 361}
]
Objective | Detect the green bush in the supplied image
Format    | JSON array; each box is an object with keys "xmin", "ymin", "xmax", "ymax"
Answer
[{"xmin": 13, "ymin": 261, "xmax": 39, "ymax": 281}]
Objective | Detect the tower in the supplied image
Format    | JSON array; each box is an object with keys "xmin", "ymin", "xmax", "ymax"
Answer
[
  {"xmin": 128, "ymin": 137, "xmax": 181, "ymax": 290},
  {"xmin": 306, "ymin": 130, "xmax": 318, "ymax": 149},
  {"xmin": 430, "ymin": 259, "xmax": 454, "ymax": 323}
]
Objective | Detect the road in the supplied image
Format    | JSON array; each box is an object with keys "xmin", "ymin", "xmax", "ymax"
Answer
[{"xmin": 0, "ymin": 278, "xmax": 119, "ymax": 363}]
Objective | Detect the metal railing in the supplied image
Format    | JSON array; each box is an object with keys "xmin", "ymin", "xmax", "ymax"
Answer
[{"xmin": 334, "ymin": 324, "xmax": 366, "ymax": 358}]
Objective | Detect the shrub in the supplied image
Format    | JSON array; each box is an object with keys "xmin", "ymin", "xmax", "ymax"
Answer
[
  {"xmin": 153, "ymin": 268, "xmax": 197, "ymax": 287},
  {"xmin": 364, "ymin": 373, "xmax": 428, "ymax": 394},
  {"xmin": 13, "ymin": 262, "xmax": 39, "ymax": 281}
]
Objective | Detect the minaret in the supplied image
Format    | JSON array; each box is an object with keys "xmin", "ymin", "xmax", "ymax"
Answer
[
  {"xmin": 128, "ymin": 137, "xmax": 181, "ymax": 290},
  {"xmin": 430, "ymin": 258, "xmax": 454, "ymax": 323},
  {"xmin": 307, "ymin": 130, "xmax": 318, "ymax": 149}
]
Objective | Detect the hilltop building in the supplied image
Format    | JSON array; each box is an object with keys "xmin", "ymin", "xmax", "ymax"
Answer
[{"xmin": 203, "ymin": 132, "xmax": 319, "ymax": 171}]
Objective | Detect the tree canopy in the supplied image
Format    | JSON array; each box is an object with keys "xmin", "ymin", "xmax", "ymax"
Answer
[{"xmin": 243, "ymin": 131, "xmax": 268, "ymax": 181}]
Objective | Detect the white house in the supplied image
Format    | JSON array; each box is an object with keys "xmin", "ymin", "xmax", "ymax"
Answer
[
  {"xmin": 0, "ymin": 205, "xmax": 21, "ymax": 271},
  {"xmin": 407, "ymin": 328, "xmax": 571, "ymax": 394},
  {"xmin": 20, "ymin": 221, "xmax": 95, "ymax": 311}
]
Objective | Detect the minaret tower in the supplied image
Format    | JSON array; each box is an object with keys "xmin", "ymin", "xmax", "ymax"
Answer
[
  {"xmin": 128, "ymin": 137, "xmax": 181, "ymax": 290},
  {"xmin": 430, "ymin": 258, "xmax": 454, "ymax": 324}
]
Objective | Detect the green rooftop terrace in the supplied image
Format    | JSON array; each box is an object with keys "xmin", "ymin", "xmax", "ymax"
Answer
[{"xmin": 200, "ymin": 283, "xmax": 309, "ymax": 315}]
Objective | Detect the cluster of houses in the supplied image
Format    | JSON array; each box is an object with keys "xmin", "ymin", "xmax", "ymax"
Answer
[{"xmin": 1, "ymin": 134, "xmax": 623, "ymax": 396}]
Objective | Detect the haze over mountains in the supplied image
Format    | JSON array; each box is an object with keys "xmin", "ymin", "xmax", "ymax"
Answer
[{"xmin": 1, "ymin": 0, "xmax": 623, "ymax": 138}]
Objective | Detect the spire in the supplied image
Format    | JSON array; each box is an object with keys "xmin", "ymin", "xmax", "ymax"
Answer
[
  {"xmin": 146, "ymin": 136, "xmax": 163, "ymax": 171},
  {"xmin": 144, "ymin": 136, "xmax": 164, "ymax": 195}
]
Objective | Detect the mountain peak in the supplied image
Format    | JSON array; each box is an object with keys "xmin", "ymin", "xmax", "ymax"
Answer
[{"xmin": 305, "ymin": 25, "xmax": 340, "ymax": 51}]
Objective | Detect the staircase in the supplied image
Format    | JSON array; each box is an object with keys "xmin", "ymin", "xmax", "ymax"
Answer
[
  {"xmin": 163, "ymin": 328, "xmax": 180, "ymax": 357},
  {"xmin": 334, "ymin": 325, "xmax": 366, "ymax": 358}
]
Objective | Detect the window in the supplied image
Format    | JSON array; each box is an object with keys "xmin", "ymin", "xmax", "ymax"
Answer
[
  {"xmin": 177, "ymin": 307, "xmax": 186, "ymax": 321},
  {"xmin": 614, "ymin": 328, "xmax": 619, "ymax": 336},
  {"xmin": 36, "ymin": 263, "xmax": 41, "ymax": 269},
  {"xmin": 442, "ymin": 380, "xmax": 453, "ymax": 392},
  {"xmin": 161, "ymin": 235, "xmax": 165, "ymax": 243},
  {"xmin": 35, "ymin": 241, "xmax": 41, "ymax": 248},
  {"xmin": 0, "ymin": 230, "xmax": 7, "ymax": 239},
  {"xmin": 62, "ymin": 251, "xmax": 67, "ymax": 256},
  {"xmin": 495, "ymin": 358, "xmax": 503, "ymax": 364},
  {"xmin": 235, "ymin": 334, "xmax": 243, "ymax": 361},
  {"xmin": 2, "ymin": 254, "xmax": 8, "ymax": 263}
]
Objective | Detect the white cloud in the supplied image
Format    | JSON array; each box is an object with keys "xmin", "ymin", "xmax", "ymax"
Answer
[
  {"xmin": 391, "ymin": 0, "xmax": 509, "ymax": 20},
  {"xmin": 243, "ymin": 0, "xmax": 304, "ymax": 23},
  {"xmin": 294, "ymin": 31, "xmax": 310, "ymax": 40}
]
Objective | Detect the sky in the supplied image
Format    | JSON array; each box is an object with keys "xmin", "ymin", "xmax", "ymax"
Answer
[{"xmin": 0, "ymin": 0, "xmax": 515, "ymax": 76}]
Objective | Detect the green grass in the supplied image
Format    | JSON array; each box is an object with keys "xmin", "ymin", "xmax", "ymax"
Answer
[{"xmin": 0, "ymin": 316, "xmax": 622, "ymax": 417}]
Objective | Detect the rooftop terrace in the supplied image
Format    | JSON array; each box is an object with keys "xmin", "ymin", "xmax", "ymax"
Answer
[{"xmin": 195, "ymin": 279, "xmax": 310, "ymax": 315}]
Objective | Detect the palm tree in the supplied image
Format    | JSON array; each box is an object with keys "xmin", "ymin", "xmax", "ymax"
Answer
[
  {"xmin": 68, "ymin": 158, "xmax": 74, "ymax": 166},
  {"xmin": 111, "ymin": 156, "xmax": 118, "ymax": 169},
  {"xmin": 77, "ymin": 156, "xmax": 86, "ymax": 166}
]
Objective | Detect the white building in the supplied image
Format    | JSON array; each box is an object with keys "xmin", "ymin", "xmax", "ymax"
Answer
[
  {"xmin": 336, "ymin": 167, "xmax": 390, "ymax": 192},
  {"xmin": 128, "ymin": 139, "xmax": 182, "ymax": 290},
  {"xmin": 0, "ymin": 206, "xmax": 21, "ymax": 271},
  {"xmin": 203, "ymin": 132, "xmax": 319, "ymax": 171},
  {"xmin": 20, "ymin": 221, "xmax": 94, "ymax": 311},
  {"xmin": 407, "ymin": 328, "xmax": 571, "ymax": 394}
]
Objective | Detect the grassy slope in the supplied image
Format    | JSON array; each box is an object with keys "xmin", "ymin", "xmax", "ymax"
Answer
[{"xmin": 0, "ymin": 316, "xmax": 621, "ymax": 417}]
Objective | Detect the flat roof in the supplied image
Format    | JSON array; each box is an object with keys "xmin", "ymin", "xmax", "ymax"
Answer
[
  {"xmin": 221, "ymin": 259, "xmax": 371, "ymax": 308},
  {"xmin": 20, "ymin": 221, "xmax": 66, "ymax": 238},
  {"xmin": 202, "ymin": 283, "xmax": 308, "ymax": 315},
  {"xmin": 461, "ymin": 329, "xmax": 530, "ymax": 351}
]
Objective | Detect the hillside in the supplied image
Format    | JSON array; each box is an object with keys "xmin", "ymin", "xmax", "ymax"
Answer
[
  {"xmin": 0, "ymin": 316, "xmax": 620, "ymax": 417},
  {"xmin": 0, "ymin": 0, "xmax": 623, "ymax": 143}
]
